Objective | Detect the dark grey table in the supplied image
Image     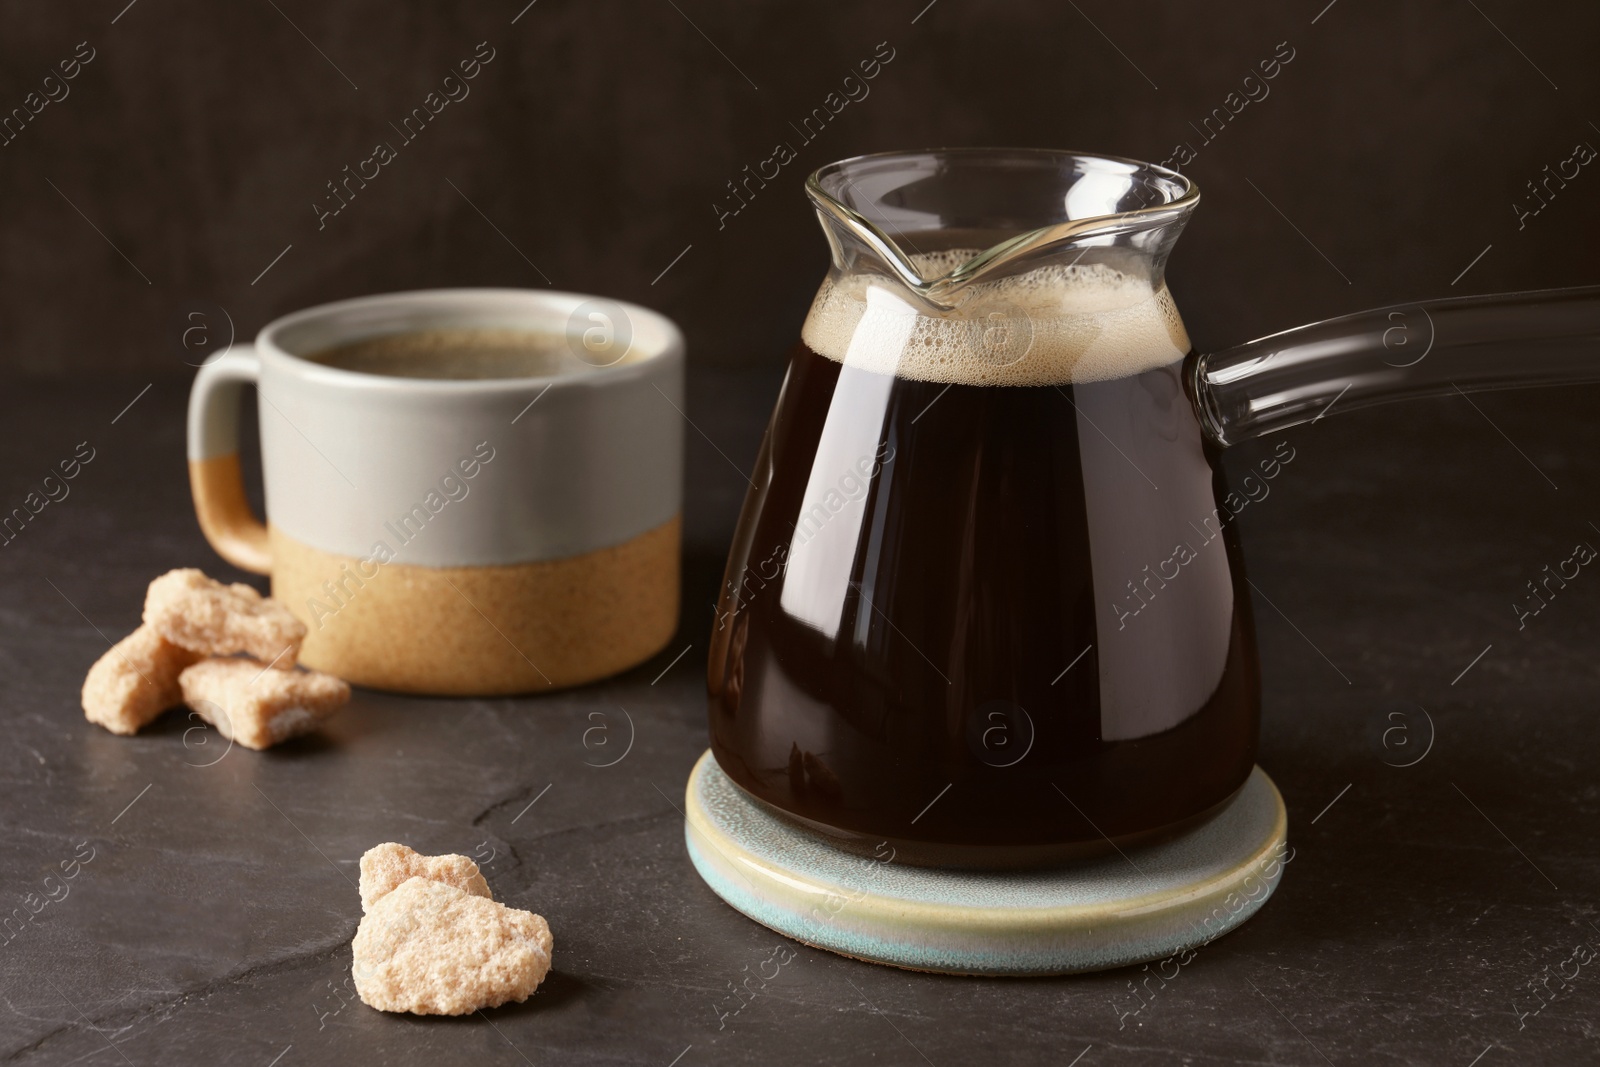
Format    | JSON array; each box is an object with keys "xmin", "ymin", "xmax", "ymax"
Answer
[{"xmin": 3, "ymin": 367, "xmax": 1598, "ymax": 1066}]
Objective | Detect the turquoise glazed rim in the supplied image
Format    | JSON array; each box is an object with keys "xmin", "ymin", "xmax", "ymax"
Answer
[{"xmin": 684, "ymin": 750, "xmax": 1289, "ymax": 976}]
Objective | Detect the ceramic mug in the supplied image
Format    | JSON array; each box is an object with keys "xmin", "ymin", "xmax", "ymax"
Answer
[{"xmin": 185, "ymin": 288, "xmax": 684, "ymax": 696}]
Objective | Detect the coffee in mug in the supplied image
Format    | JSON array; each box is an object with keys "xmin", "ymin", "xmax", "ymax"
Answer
[{"xmin": 307, "ymin": 327, "xmax": 626, "ymax": 380}]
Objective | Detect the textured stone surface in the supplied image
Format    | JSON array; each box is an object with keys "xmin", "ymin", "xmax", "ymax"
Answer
[{"xmin": 2, "ymin": 370, "xmax": 1599, "ymax": 1065}]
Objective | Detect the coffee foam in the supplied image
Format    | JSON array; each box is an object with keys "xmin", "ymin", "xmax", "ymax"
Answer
[{"xmin": 800, "ymin": 252, "xmax": 1190, "ymax": 386}]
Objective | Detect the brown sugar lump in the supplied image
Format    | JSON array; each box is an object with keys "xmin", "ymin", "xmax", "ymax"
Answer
[
  {"xmin": 144, "ymin": 568, "xmax": 307, "ymax": 667},
  {"xmin": 177, "ymin": 658, "xmax": 349, "ymax": 750},
  {"xmin": 82, "ymin": 624, "xmax": 202, "ymax": 735},
  {"xmin": 359, "ymin": 843, "xmax": 492, "ymax": 913},
  {"xmin": 352, "ymin": 877, "xmax": 553, "ymax": 1015}
]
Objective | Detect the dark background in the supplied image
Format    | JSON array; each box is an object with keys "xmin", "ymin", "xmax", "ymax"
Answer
[
  {"xmin": 4, "ymin": 2, "xmax": 1600, "ymax": 1065},
  {"xmin": 0, "ymin": 0, "xmax": 1595, "ymax": 375}
]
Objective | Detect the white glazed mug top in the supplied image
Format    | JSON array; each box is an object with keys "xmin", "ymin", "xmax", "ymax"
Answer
[{"xmin": 194, "ymin": 288, "xmax": 685, "ymax": 568}]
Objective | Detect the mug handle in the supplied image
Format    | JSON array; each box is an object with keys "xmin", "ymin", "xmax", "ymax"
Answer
[{"xmin": 186, "ymin": 345, "xmax": 271, "ymax": 574}]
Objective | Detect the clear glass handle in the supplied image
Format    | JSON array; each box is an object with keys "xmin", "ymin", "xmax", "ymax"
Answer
[{"xmin": 1192, "ymin": 286, "xmax": 1600, "ymax": 446}]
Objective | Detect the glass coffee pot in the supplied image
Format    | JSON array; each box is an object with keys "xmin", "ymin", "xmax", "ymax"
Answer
[{"xmin": 706, "ymin": 148, "xmax": 1599, "ymax": 869}]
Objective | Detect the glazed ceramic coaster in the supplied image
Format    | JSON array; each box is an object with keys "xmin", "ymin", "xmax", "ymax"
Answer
[{"xmin": 684, "ymin": 750, "xmax": 1289, "ymax": 976}]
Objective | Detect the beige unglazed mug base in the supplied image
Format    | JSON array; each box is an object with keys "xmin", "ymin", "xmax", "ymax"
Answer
[{"xmin": 267, "ymin": 517, "xmax": 680, "ymax": 696}]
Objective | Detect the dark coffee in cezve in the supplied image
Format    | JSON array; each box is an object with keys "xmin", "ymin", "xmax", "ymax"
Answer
[{"xmin": 708, "ymin": 252, "xmax": 1259, "ymax": 868}]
